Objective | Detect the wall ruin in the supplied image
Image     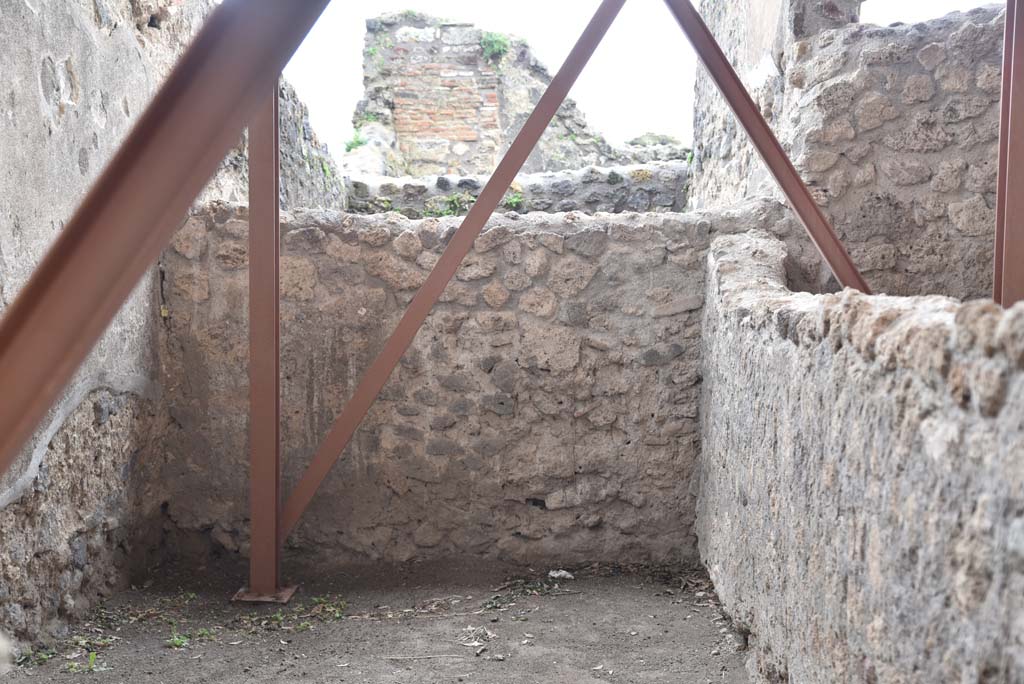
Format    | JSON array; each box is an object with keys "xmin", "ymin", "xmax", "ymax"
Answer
[
  {"xmin": 154, "ymin": 205, "xmax": 726, "ymax": 565},
  {"xmin": 690, "ymin": 0, "xmax": 862, "ymax": 209},
  {"xmin": 345, "ymin": 12, "xmax": 689, "ymax": 177},
  {"xmin": 150, "ymin": 196, "xmax": 863, "ymax": 567},
  {"xmin": 700, "ymin": 230, "xmax": 1023, "ymax": 683},
  {"xmin": 692, "ymin": 2, "xmax": 1003, "ymax": 300},
  {"xmin": 0, "ymin": 0, "xmax": 201, "ymax": 645},
  {"xmin": 345, "ymin": 161, "xmax": 689, "ymax": 218},
  {"xmin": 1, "ymin": 5, "xmax": 1021, "ymax": 682},
  {"xmin": 779, "ymin": 7, "xmax": 1004, "ymax": 298},
  {"xmin": 0, "ymin": 0, "xmax": 343, "ymax": 643},
  {"xmin": 207, "ymin": 82, "xmax": 347, "ymax": 211},
  {"xmin": 0, "ymin": 391, "xmax": 156, "ymax": 642}
]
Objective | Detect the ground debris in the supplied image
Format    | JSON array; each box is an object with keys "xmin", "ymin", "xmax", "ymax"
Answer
[
  {"xmin": 457, "ymin": 625, "xmax": 496, "ymax": 648},
  {"xmin": 3, "ymin": 563, "xmax": 746, "ymax": 682},
  {"xmin": 484, "ymin": 576, "xmax": 580, "ymax": 610}
]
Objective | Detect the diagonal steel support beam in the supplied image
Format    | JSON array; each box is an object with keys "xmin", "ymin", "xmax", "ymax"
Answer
[
  {"xmin": 279, "ymin": 0, "xmax": 629, "ymax": 540},
  {"xmin": 1000, "ymin": 0, "xmax": 1024, "ymax": 307},
  {"xmin": 662, "ymin": 0, "xmax": 871, "ymax": 294},
  {"xmin": 0, "ymin": 0, "xmax": 331, "ymax": 479}
]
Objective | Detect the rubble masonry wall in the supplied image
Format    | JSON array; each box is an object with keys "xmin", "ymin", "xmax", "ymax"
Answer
[{"xmin": 700, "ymin": 230, "xmax": 1024, "ymax": 683}]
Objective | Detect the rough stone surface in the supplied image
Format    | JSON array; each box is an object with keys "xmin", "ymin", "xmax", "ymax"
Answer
[
  {"xmin": 343, "ymin": 12, "xmax": 688, "ymax": 176},
  {"xmin": 0, "ymin": 0, "xmax": 342, "ymax": 644},
  {"xmin": 345, "ymin": 161, "xmax": 689, "ymax": 217},
  {"xmin": 692, "ymin": 4, "xmax": 1004, "ymax": 299},
  {"xmin": 699, "ymin": 231, "xmax": 1024, "ymax": 683},
  {"xmin": 153, "ymin": 203, "xmax": 794, "ymax": 567},
  {"xmin": 776, "ymin": 7, "xmax": 1005, "ymax": 298},
  {"xmin": 0, "ymin": 390, "xmax": 156, "ymax": 643},
  {"xmin": 0, "ymin": 1, "xmax": 206, "ymax": 645},
  {"xmin": 208, "ymin": 82, "xmax": 347, "ymax": 210},
  {"xmin": 690, "ymin": 0, "xmax": 862, "ymax": 209}
]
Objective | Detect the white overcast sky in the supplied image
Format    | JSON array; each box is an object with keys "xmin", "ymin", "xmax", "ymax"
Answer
[{"xmin": 283, "ymin": 0, "xmax": 996, "ymax": 158}]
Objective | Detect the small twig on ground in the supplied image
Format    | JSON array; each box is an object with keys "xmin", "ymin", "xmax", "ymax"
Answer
[{"xmin": 383, "ymin": 654, "xmax": 466, "ymax": 661}]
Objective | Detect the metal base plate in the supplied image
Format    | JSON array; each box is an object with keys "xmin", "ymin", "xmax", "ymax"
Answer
[{"xmin": 232, "ymin": 585, "xmax": 298, "ymax": 604}]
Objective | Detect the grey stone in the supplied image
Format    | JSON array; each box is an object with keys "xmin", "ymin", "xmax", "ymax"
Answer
[
  {"xmin": 425, "ymin": 438, "xmax": 462, "ymax": 456},
  {"xmin": 701, "ymin": 231, "xmax": 1024, "ymax": 684},
  {"xmin": 482, "ymin": 394, "xmax": 515, "ymax": 416}
]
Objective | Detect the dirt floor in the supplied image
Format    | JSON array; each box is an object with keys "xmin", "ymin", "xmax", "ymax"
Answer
[{"xmin": 4, "ymin": 559, "xmax": 749, "ymax": 683}]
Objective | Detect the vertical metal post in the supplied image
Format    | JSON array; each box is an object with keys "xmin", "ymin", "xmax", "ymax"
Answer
[
  {"xmin": 234, "ymin": 82, "xmax": 295, "ymax": 603},
  {"xmin": 661, "ymin": 0, "xmax": 871, "ymax": 294},
  {"xmin": 1001, "ymin": 0, "xmax": 1024, "ymax": 307},
  {"xmin": 995, "ymin": 0, "xmax": 1015, "ymax": 304}
]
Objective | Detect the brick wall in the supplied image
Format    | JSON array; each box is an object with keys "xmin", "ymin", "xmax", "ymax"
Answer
[
  {"xmin": 350, "ymin": 12, "xmax": 638, "ymax": 176},
  {"xmin": 389, "ymin": 32, "xmax": 504, "ymax": 175}
]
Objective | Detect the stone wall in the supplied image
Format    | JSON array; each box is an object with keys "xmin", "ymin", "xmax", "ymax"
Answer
[
  {"xmin": 690, "ymin": 0, "xmax": 862, "ymax": 209},
  {"xmin": 206, "ymin": 82, "xmax": 347, "ymax": 210},
  {"xmin": 153, "ymin": 201, "xmax": 803, "ymax": 567},
  {"xmin": 0, "ymin": 0, "xmax": 342, "ymax": 645},
  {"xmin": 0, "ymin": 391, "xmax": 156, "ymax": 642},
  {"xmin": 779, "ymin": 7, "xmax": 1004, "ymax": 298},
  {"xmin": 699, "ymin": 230, "xmax": 1024, "ymax": 683},
  {"xmin": 691, "ymin": 3, "xmax": 1003, "ymax": 301},
  {"xmin": 345, "ymin": 161, "xmax": 689, "ymax": 217},
  {"xmin": 344, "ymin": 12, "xmax": 685, "ymax": 177},
  {"xmin": 0, "ymin": 0, "xmax": 204, "ymax": 646}
]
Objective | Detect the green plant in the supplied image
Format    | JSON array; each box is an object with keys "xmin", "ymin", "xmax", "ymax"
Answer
[
  {"xmin": 345, "ymin": 129, "xmax": 367, "ymax": 153},
  {"xmin": 310, "ymin": 595, "xmax": 348, "ymax": 621},
  {"xmin": 425, "ymin": 192, "xmax": 475, "ymax": 217},
  {"xmin": 686, "ymin": 150, "xmax": 695, "ymax": 164},
  {"xmin": 366, "ymin": 45, "xmax": 378, "ymax": 57},
  {"xmin": 480, "ymin": 32, "xmax": 511, "ymax": 62},
  {"xmin": 16, "ymin": 647, "xmax": 56, "ymax": 667},
  {"xmin": 359, "ymin": 112, "xmax": 380, "ymax": 125},
  {"xmin": 67, "ymin": 652, "xmax": 106, "ymax": 674},
  {"xmin": 503, "ymin": 190, "xmax": 525, "ymax": 211},
  {"xmin": 165, "ymin": 624, "xmax": 189, "ymax": 649},
  {"xmin": 369, "ymin": 196, "xmax": 393, "ymax": 212}
]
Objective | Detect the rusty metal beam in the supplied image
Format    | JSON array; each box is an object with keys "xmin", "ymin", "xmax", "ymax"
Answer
[
  {"xmin": 662, "ymin": 0, "xmax": 871, "ymax": 294},
  {"xmin": 1002, "ymin": 0, "xmax": 1024, "ymax": 307},
  {"xmin": 995, "ymin": 0, "xmax": 1016, "ymax": 305},
  {"xmin": 0, "ymin": 0, "xmax": 330, "ymax": 480},
  {"xmin": 233, "ymin": 84, "xmax": 295, "ymax": 604},
  {"xmin": 279, "ymin": 0, "xmax": 629, "ymax": 541}
]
